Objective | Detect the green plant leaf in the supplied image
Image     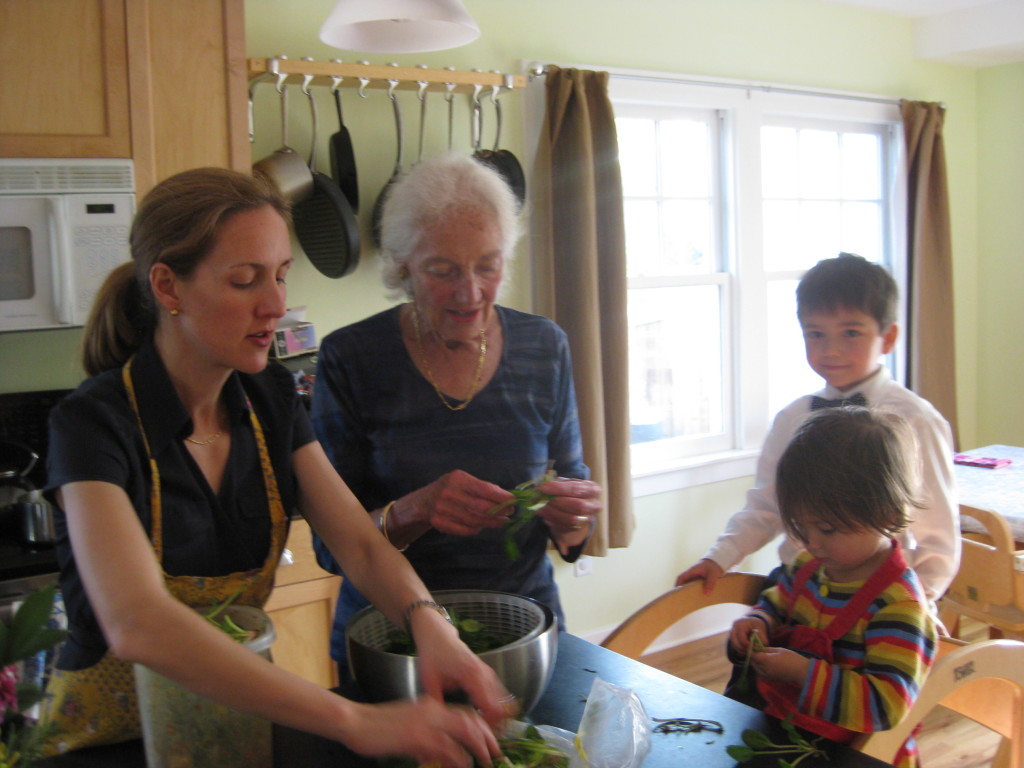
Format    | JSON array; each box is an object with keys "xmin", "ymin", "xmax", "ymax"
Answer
[
  {"xmin": 742, "ymin": 729, "xmax": 774, "ymax": 749},
  {"xmin": 726, "ymin": 745, "xmax": 755, "ymax": 762},
  {"xmin": 2, "ymin": 586, "xmax": 66, "ymax": 665}
]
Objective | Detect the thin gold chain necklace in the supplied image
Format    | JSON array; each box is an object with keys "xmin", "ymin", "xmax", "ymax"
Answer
[
  {"xmin": 409, "ymin": 304, "xmax": 487, "ymax": 412},
  {"xmin": 185, "ymin": 431, "xmax": 222, "ymax": 446}
]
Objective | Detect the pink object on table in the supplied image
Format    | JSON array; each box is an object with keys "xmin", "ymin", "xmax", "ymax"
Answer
[{"xmin": 954, "ymin": 454, "xmax": 1013, "ymax": 469}]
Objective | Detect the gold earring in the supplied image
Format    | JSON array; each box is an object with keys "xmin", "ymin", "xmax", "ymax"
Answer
[{"xmin": 170, "ymin": 308, "xmax": 180, "ymax": 316}]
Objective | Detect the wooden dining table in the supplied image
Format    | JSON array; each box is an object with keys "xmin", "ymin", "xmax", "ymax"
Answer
[{"xmin": 37, "ymin": 633, "xmax": 895, "ymax": 768}]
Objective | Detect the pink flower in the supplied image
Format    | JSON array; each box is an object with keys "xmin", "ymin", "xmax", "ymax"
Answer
[{"xmin": 0, "ymin": 664, "xmax": 19, "ymax": 716}]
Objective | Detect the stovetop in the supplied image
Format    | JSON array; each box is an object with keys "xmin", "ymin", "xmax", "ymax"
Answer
[{"xmin": 0, "ymin": 535, "xmax": 59, "ymax": 581}]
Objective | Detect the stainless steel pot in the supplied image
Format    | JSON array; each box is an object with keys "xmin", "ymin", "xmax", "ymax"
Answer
[
  {"xmin": 252, "ymin": 58, "xmax": 314, "ymax": 205},
  {"xmin": 19, "ymin": 489, "xmax": 56, "ymax": 547}
]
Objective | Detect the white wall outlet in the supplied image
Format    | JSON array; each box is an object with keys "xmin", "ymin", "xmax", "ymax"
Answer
[{"xmin": 574, "ymin": 555, "xmax": 593, "ymax": 577}]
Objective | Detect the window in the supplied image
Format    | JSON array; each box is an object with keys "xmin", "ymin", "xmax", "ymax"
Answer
[{"xmin": 609, "ymin": 73, "xmax": 904, "ymax": 493}]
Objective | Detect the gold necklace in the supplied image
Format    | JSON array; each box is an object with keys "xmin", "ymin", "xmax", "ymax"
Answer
[
  {"xmin": 185, "ymin": 431, "xmax": 222, "ymax": 446},
  {"xmin": 410, "ymin": 305, "xmax": 487, "ymax": 412}
]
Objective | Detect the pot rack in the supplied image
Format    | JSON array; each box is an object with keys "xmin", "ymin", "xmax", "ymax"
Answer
[{"xmin": 247, "ymin": 57, "xmax": 527, "ymax": 96}]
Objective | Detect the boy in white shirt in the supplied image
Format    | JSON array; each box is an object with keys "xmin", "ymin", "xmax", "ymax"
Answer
[{"xmin": 676, "ymin": 253, "xmax": 959, "ymax": 604}]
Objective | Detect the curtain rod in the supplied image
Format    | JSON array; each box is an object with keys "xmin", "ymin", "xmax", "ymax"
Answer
[{"xmin": 528, "ymin": 64, "xmax": 936, "ymax": 109}]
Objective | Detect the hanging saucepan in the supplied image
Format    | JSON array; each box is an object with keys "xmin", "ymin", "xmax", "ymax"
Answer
[
  {"xmin": 473, "ymin": 81, "xmax": 526, "ymax": 207},
  {"xmin": 291, "ymin": 69, "xmax": 360, "ymax": 279},
  {"xmin": 371, "ymin": 74, "xmax": 405, "ymax": 249},
  {"xmin": 252, "ymin": 57, "xmax": 314, "ymax": 205},
  {"xmin": 327, "ymin": 59, "xmax": 359, "ymax": 214}
]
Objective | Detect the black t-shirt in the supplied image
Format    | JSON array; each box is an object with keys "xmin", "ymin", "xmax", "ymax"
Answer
[{"xmin": 46, "ymin": 341, "xmax": 316, "ymax": 668}]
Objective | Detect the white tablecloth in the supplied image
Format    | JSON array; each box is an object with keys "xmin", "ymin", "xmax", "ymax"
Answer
[{"xmin": 955, "ymin": 444, "xmax": 1024, "ymax": 540}]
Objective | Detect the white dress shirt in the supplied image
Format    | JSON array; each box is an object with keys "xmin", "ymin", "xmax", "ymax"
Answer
[{"xmin": 703, "ymin": 367, "xmax": 960, "ymax": 602}]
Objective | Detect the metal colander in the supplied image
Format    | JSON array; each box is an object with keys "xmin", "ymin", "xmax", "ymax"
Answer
[{"xmin": 347, "ymin": 589, "xmax": 547, "ymax": 653}]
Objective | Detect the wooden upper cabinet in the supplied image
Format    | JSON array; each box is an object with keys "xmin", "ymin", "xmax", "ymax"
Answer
[
  {"xmin": 0, "ymin": 0, "xmax": 249, "ymax": 197},
  {"xmin": 0, "ymin": 0, "xmax": 131, "ymax": 158},
  {"xmin": 126, "ymin": 0, "xmax": 250, "ymax": 196}
]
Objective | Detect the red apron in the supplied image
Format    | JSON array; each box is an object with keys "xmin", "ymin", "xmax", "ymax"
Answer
[{"xmin": 757, "ymin": 540, "xmax": 905, "ymax": 743}]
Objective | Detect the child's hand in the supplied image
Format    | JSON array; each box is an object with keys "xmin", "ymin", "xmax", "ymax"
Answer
[
  {"xmin": 729, "ymin": 616, "xmax": 769, "ymax": 655},
  {"xmin": 750, "ymin": 646, "xmax": 811, "ymax": 685}
]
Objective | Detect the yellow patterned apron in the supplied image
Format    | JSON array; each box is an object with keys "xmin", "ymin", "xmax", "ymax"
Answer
[{"xmin": 41, "ymin": 359, "xmax": 288, "ymax": 755}]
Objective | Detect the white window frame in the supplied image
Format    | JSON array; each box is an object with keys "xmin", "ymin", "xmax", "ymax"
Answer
[{"xmin": 521, "ymin": 64, "xmax": 905, "ymax": 498}]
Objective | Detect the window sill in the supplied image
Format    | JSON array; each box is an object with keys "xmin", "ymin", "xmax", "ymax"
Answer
[{"xmin": 631, "ymin": 449, "xmax": 759, "ymax": 498}]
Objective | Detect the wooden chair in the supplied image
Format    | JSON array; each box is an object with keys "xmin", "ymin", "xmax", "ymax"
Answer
[
  {"xmin": 855, "ymin": 638, "xmax": 1024, "ymax": 768},
  {"xmin": 600, "ymin": 572, "xmax": 766, "ymax": 660},
  {"xmin": 939, "ymin": 504, "xmax": 1024, "ymax": 640}
]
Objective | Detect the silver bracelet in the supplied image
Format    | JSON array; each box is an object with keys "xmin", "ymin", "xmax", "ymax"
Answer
[{"xmin": 403, "ymin": 599, "xmax": 453, "ymax": 633}]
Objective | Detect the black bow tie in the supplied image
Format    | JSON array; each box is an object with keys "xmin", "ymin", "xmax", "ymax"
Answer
[{"xmin": 810, "ymin": 392, "xmax": 868, "ymax": 411}]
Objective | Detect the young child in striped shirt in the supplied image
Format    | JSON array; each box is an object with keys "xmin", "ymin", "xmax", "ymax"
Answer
[{"xmin": 726, "ymin": 406, "xmax": 937, "ymax": 768}]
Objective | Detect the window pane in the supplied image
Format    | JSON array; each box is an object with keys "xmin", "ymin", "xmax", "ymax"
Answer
[
  {"xmin": 624, "ymin": 199, "xmax": 660, "ymax": 277},
  {"xmin": 766, "ymin": 280, "xmax": 821, "ymax": 418},
  {"xmin": 798, "ymin": 129, "xmax": 840, "ymax": 199},
  {"xmin": 629, "ymin": 285, "xmax": 723, "ymax": 444},
  {"xmin": 660, "ymin": 119, "xmax": 710, "ymax": 198},
  {"xmin": 762, "ymin": 126, "xmax": 798, "ymax": 199},
  {"xmin": 841, "ymin": 202, "xmax": 882, "ymax": 259},
  {"xmin": 661, "ymin": 199, "xmax": 713, "ymax": 274},
  {"xmin": 841, "ymin": 132, "xmax": 881, "ymax": 199},
  {"xmin": 618, "ymin": 118, "xmax": 658, "ymax": 197}
]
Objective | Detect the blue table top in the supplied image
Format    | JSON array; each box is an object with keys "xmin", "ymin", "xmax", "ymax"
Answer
[{"xmin": 954, "ymin": 445, "xmax": 1024, "ymax": 538}]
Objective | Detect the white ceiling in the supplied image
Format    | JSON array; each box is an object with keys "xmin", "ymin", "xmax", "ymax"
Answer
[{"xmin": 808, "ymin": 0, "xmax": 1024, "ymax": 67}]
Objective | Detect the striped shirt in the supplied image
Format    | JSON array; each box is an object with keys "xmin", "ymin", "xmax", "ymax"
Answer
[{"xmin": 753, "ymin": 549, "xmax": 937, "ymax": 767}]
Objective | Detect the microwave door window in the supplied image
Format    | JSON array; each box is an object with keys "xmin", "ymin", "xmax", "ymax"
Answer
[
  {"xmin": 0, "ymin": 227, "xmax": 35, "ymax": 301},
  {"xmin": 0, "ymin": 196, "xmax": 59, "ymax": 331}
]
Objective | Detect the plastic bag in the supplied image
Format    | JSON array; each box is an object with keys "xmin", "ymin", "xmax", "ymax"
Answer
[
  {"xmin": 505, "ymin": 678, "xmax": 649, "ymax": 768},
  {"xmin": 574, "ymin": 677, "xmax": 651, "ymax": 768}
]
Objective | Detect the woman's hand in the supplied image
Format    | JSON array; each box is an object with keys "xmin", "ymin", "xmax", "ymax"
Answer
[
  {"xmin": 409, "ymin": 601, "xmax": 518, "ymax": 730},
  {"xmin": 750, "ymin": 646, "xmax": 811, "ymax": 685},
  {"xmin": 342, "ymin": 697, "xmax": 501, "ymax": 768},
  {"xmin": 675, "ymin": 558, "xmax": 725, "ymax": 593},
  {"xmin": 535, "ymin": 477, "xmax": 601, "ymax": 555},
  {"xmin": 397, "ymin": 469, "xmax": 514, "ymax": 538}
]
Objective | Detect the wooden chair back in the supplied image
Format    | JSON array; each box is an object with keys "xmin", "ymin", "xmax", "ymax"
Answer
[
  {"xmin": 855, "ymin": 638, "xmax": 1024, "ymax": 768},
  {"xmin": 600, "ymin": 572, "xmax": 766, "ymax": 660},
  {"xmin": 940, "ymin": 504, "xmax": 1024, "ymax": 639}
]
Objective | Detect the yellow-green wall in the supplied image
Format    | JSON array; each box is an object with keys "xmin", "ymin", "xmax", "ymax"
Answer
[{"xmin": 3, "ymin": 0, "xmax": 1020, "ymax": 639}]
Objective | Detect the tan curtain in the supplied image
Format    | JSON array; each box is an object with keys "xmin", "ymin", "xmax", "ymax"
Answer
[
  {"xmin": 530, "ymin": 66, "xmax": 634, "ymax": 554},
  {"xmin": 901, "ymin": 100, "xmax": 959, "ymax": 447}
]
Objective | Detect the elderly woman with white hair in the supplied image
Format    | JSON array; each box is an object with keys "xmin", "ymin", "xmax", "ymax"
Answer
[{"xmin": 311, "ymin": 152, "xmax": 602, "ymax": 676}]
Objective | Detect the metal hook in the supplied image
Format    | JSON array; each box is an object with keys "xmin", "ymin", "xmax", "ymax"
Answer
[
  {"xmin": 489, "ymin": 70, "xmax": 502, "ymax": 104},
  {"xmin": 443, "ymin": 65, "xmax": 457, "ymax": 104},
  {"xmin": 271, "ymin": 54, "xmax": 289, "ymax": 94},
  {"xmin": 329, "ymin": 57, "xmax": 344, "ymax": 93},
  {"xmin": 357, "ymin": 60, "xmax": 371, "ymax": 98},
  {"xmin": 386, "ymin": 61, "xmax": 399, "ymax": 102},
  {"xmin": 416, "ymin": 63, "xmax": 429, "ymax": 102},
  {"xmin": 300, "ymin": 56, "xmax": 315, "ymax": 97}
]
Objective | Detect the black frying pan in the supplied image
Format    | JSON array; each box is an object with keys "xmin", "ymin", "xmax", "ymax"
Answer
[
  {"xmin": 371, "ymin": 80, "xmax": 404, "ymax": 249},
  {"xmin": 328, "ymin": 64, "xmax": 359, "ymax": 214},
  {"xmin": 292, "ymin": 72, "xmax": 360, "ymax": 279},
  {"xmin": 474, "ymin": 93, "xmax": 526, "ymax": 207}
]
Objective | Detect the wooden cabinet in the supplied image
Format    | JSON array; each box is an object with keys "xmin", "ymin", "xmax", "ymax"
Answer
[
  {"xmin": 265, "ymin": 518, "xmax": 342, "ymax": 689},
  {"xmin": 0, "ymin": 0, "xmax": 250, "ymax": 197}
]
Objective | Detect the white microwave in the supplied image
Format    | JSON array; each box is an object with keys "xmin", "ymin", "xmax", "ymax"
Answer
[{"xmin": 0, "ymin": 158, "xmax": 135, "ymax": 332}]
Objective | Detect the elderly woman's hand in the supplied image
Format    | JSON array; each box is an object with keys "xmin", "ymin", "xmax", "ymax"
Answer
[
  {"xmin": 401, "ymin": 469, "xmax": 515, "ymax": 538},
  {"xmin": 535, "ymin": 477, "xmax": 602, "ymax": 555}
]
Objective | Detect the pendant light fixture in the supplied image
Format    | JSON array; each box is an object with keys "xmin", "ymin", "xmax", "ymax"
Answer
[{"xmin": 319, "ymin": 0, "xmax": 481, "ymax": 54}]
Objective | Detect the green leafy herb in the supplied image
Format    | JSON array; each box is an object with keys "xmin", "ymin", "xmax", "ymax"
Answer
[
  {"xmin": 736, "ymin": 629, "xmax": 766, "ymax": 693},
  {"xmin": 490, "ymin": 467, "xmax": 556, "ymax": 560},
  {"xmin": 494, "ymin": 724, "xmax": 569, "ymax": 768},
  {"xmin": 383, "ymin": 608, "xmax": 516, "ymax": 655},
  {"xmin": 726, "ymin": 717, "xmax": 827, "ymax": 768},
  {"xmin": 653, "ymin": 717, "xmax": 724, "ymax": 734},
  {"xmin": 202, "ymin": 590, "xmax": 253, "ymax": 643}
]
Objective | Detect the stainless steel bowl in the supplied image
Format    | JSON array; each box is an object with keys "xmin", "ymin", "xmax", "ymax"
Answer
[{"xmin": 346, "ymin": 590, "xmax": 558, "ymax": 713}]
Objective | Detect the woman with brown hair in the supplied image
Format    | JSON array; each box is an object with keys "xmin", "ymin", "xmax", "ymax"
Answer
[{"xmin": 43, "ymin": 167, "xmax": 509, "ymax": 765}]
